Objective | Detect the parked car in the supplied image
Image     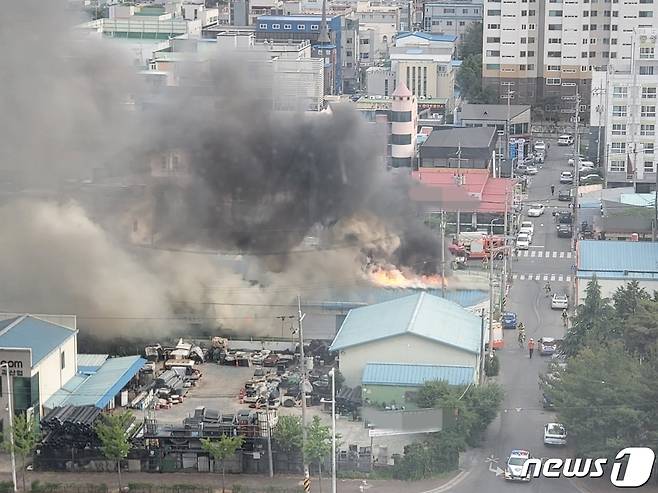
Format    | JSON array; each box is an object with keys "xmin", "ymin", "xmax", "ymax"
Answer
[
  {"xmin": 557, "ymin": 135, "xmax": 574, "ymax": 146},
  {"xmin": 515, "ymin": 163, "xmax": 528, "ymax": 175},
  {"xmin": 558, "ymin": 189, "xmax": 572, "ymax": 202},
  {"xmin": 560, "ymin": 171, "xmax": 574, "ymax": 184},
  {"xmin": 527, "ymin": 204, "xmax": 545, "ymax": 217},
  {"xmin": 557, "ymin": 211, "xmax": 573, "ymax": 224},
  {"xmin": 568, "ymin": 155, "xmax": 586, "ymax": 166},
  {"xmin": 579, "ymin": 160, "xmax": 595, "ymax": 168},
  {"xmin": 501, "ymin": 311, "xmax": 518, "ymax": 330},
  {"xmin": 544, "ymin": 423, "xmax": 567, "ymax": 446},
  {"xmin": 534, "ymin": 141, "xmax": 546, "ymax": 152},
  {"xmin": 525, "ymin": 165, "xmax": 538, "ymax": 175},
  {"xmin": 516, "ymin": 233, "xmax": 531, "ymax": 250},
  {"xmin": 551, "ymin": 294, "xmax": 569, "ymax": 309},
  {"xmin": 519, "ymin": 220, "xmax": 535, "ymax": 237},
  {"xmin": 557, "ymin": 224, "xmax": 572, "ymax": 238},
  {"xmin": 580, "ymin": 173, "xmax": 604, "ymax": 185},
  {"xmin": 539, "ymin": 337, "xmax": 558, "ymax": 356}
]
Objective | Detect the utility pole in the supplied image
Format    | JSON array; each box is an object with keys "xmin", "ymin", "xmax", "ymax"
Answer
[
  {"xmin": 488, "ymin": 245, "xmax": 510, "ymax": 356},
  {"xmin": 500, "ymin": 190, "xmax": 509, "ymax": 313},
  {"xmin": 440, "ymin": 210, "xmax": 446, "ymax": 298},
  {"xmin": 266, "ymin": 400, "xmax": 274, "ymax": 478},
  {"xmin": 572, "ymin": 85, "xmax": 581, "ymax": 250},
  {"xmin": 479, "ymin": 310, "xmax": 485, "ymax": 384},
  {"xmin": 454, "ymin": 142, "xmax": 467, "ymax": 242},
  {"xmin": 1, "ymin": 363, "xmax": 17, "ymax": 493},
  {"xmin": 297, "ymin": 295, "xmax": 309, "ymax": 476},
  {"xmin": 501, "ymin": 82, "xmax": 515, "ymax": 161}
]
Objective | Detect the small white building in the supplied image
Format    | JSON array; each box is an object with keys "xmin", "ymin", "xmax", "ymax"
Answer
[
  {"xmin": 329, "ymin": 293, "xmax": 482, "ymax": 388},
  {"xmin": 390, "ymin": 81, "xmax": 418, "ymax": 168}
]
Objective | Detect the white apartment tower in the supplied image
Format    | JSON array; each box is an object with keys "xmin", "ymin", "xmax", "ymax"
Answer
[
  {"xmin": 591, "ymin": 29, "xmax": 658, "ymax": 191},
  {"xmin": 482, "ymin": 0, "xmax": 658, "ymax": 114},
  {"xmin": 390, "ymin": 81, "xmax": 418, "ymax": 168}
]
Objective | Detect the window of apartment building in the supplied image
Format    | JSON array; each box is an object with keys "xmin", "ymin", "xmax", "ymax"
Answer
[
  {"xmin": 613, "ymin": 86, "xmax": 628, "ymax": 98},
  {"xmin": 611, "ymin": 38, "xmax": 617, "ymax": 44},
  {"xmin": 529, "ymin": 36, "xmax": 536, "ymax": 42},
  {"xmin": 642, "ymin": 87, "xmax": 657, "ymax": 99},
  {"xmin": 487, "ymin": 50, "xmax": 501, "ymax": 56},
  {"xmin": 528, "ymin": 63, "xmax": 536, "ymax": 70},
  {"xmin": 521, "ymin": 9, "xmax": 528, "ymax": 15},
  {"xmin": 298, "ymin": 24, "xmax": 306, "ymax": 30},
  {"xmin": 612, "ymin": 24, "xmax": 618, "ymax": 30},
  {"xmin": 591, "ymin": 10, "xmax": 598, "ymax": 15},
  {"xmin": 463, "ymin": 8, "xmax": 469, "ymax": 13},
  {"xmin": 582, "ymin": 24, "xmax": 589, "ymax": 30},
  {"xmin": 604, "ymin": 38, "xmax": 610, "ymax": 44},
  {"xmin": 609, "ymin": 159, "xmax": 625, "ymax": 171},
  {"xmin": 583, "ymin": 39, "xmax": 589, "ymax": 44},
  {"xmin": 591, "ymin": 38, "xmax": 597, "ymax": 44},
  {"xmin": 640, "ymin": 0, "xmax": 653, "ymax": 3},
  {"xmin": 271, "ymin": 23, "xmax": 280, "ymax": 29},
  {"xmin": 640, "ymin": 47, "xmax": 655, "ymax": 59},
  {"xmin": 520, "ymin": 51, "xmax": 526, "ymax": 56},
  {"xmin": 488, "ymin": 24, "xmax": 500, "ymax": 29},
  {"xmin": 488, "ymin": 9, "xmax": 501, "ymax": 15},
  {"xmin": 548, "ymin": 65, "xmax": 561, "ymax": 70},
  {"xmin": 612, "ymin": 10, "xmax": 618, "ymax": 16},
  {"xmin": 640, "ymin": 66, "xmax": 655, "ymax": 75},
  {"xmin": 611, "ymin": 123, "xmax": 627, "ymax": 135},
  {"xmin": 360, "ymin": 38, "xmax": 369, "ymax": 44},
  {"xmin": 583, "ymin": 10, "xmax": 589, "ymax": 15},
  {"xmin": 522, "ymin": 24, "xmax": 527, "ymax": 29},
  {"xmin": 546, "ymin": 78, "xmax": 562, "ymax": 85},
  {"xmin": 549, "ymin": 38, "xmax": 562, "ymax": 43},
  {"xmin": 529, "ymin": 23, "xmax": 536, "ymax": 29},
  {"xmin": 528, "ymin": 50, "xmax": 535, "ymax": 56},
  {"xmin": 610, "ymin": 52, "xmax": 618, "ymax": 58},
  {"xmin": 391, "ymin": 134, "xmax": 412, "ymax": 145},
  {"xmin": 644, "ymin": 160, "xmax": 655, "ymax": 172},
  {"xmin": 520, "ymin": 64, "xmax": 527, "ymax": 70},
  {"xmin": 346, "ymin": 50, "xmax": 353, "ymax": 57},
  {"xmin": 611, "ymin": 142, "xmax": 626, "ymax": 153},
  {"xmin": 283, "ymin": 24, "xmax": 292, "ymax": 29},
  {"xmin": 639, "ymin": 10, "xmax": 653, "ymax": 16},
  {"xmin": 548, "ymin": 23, "xmax": 562, "ymax": 30},
  {"xmin": 460, "ymin": 21, "xmax": 466, "ymax": 25},
  {"xmin": 641, "ymin": 105, "xmax": 656, "ymax": 117},
  {"xmin": 641, "ymin": 124, "xmax": 656, "ymax": 136},
  {"xmin": 447, "ymin": 20, "xmax": 453, "ymax": 25},
  {"xmin": 589, "ymin": 51, "xmax": 596, "ymax": 57},
  {"xmin": 603, "ymin": 24, "xmax": 611, "ymax": 30},
  {"xmin": 604, "ymin": 10, "xmax": 611, "ymax": 15},
  {"xmin": 444, "ymin": 8, "xmax": 455, "ymax": 13},
  {"xmin": 259, "ymin": 23, "xmax": 267, "ymax": 28},
  {"xmin": 529, "ymin": 9, "xmax": 536, "ymax": 14},
  {"xmin": 645, "ymin": 143, "xmax": 655, "ymax": 154},
  {"xmin": 486, "ymin": 63, "xmax": 501, "ymax": 69},
  {"xmin": 612, "ymin": 105, "xmax": 627, "ymax": 116},
  {"xmin": 590, "ymin": 24, "xmax": 597, "ymax": 30},
  {"xmin": 548, "ymin": 51, "xmax": 562, "ymax": 57},
  {"xmin": 582, "ymin": 51, "xmax": 588, "ymax": 57},
  {"xmin": 310, "ymin": 24, "xmax": 319, "ymax": 30},
  {"xmin": 520, "ymin": 37, "xmax": 527, "ymax": 43},
  {"xmin": 549, "ymin": 9, "xmax": 563, "ymax": 15},
  {"xmin": 602, "ymin": 51, "xmax": 610, "ymax": 58},
  {"xmin": 487, "ymin": 37, "xmax": 501, "ymax": 42}
]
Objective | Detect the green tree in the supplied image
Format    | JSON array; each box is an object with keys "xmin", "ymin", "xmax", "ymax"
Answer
[
  {"xmin": 624, "ymin": 299, "xmax": 658, "ymax": 358},
  {"xmin": 455, "ymin": 54, "xmax": 498, "ymax": 104},
  {"xmin": 562, "ymin": 278, "xmax": 617, "ymax": 357},
  {"xmin": 459, "ymin": 22, "xmax": 483, "ymax": 59},
  {"xmin": 201, "ymin": 435, "xmax": 244, "ymax": 493},
  {"xmin": 2, "ymin": 412, "xmax": 40, "ymax": 492},
  {"xmin": 272, "ymin": 415, "xmax": 303, "ymax": 454},
  {"xmin": 304, "ymin": 416, "xmax": 332, "ymax": 493},
  {"xmin": 461, "ymin": 384, "xmax": 504, "ymax": 444},
  {"xmin": 94, "ymin": 411, "xmax": 133, "ymax": 491},
  {"xmin": 548, "ymin": 343, "xmax": 650, "ymax": 458},
  {"xmin": 613, "ymin": 280, "xmax": 649, "ymax": 321},
  {"xmin": 415, "ymin": 380, "xmax": 452, "ymax": 408}
]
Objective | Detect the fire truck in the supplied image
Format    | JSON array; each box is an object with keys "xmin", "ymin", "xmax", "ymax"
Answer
[{"xmin": 448, "ymin": 232, "xmax": 507, "ymax": 260}]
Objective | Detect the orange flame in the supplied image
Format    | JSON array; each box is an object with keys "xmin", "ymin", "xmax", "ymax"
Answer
[{"xmin": 368, "ymin": 266, "xmax": 446, "ymax": 289}]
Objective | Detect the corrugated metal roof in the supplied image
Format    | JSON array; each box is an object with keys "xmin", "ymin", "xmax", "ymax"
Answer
[
  {"xmin": 577, "ymin": 271, "xmax": 658, "ymax": 280},
  {"xmin": 0, "ymin": 315, "xmax": 77, "ymax": 366},
  {"xmin": 330, "ymin": 292, "xmax": 482, "ymax": 353},
  {"xmin": 577, "ymin": 240, "xmax": 658, "ymax": 275},
  {"xmin": 64, "ymin": 356, "xmax": 146, "ymax": 409},
  {"xmin": 362, "ymin": 362, "xmax": 474, "ymax": 386},
  {"xmin": 77, "ymin": 354, "xmax": 109, "ymax": 373},
  {"xmin": 44, "ymin": 374, "xmax": 88, "ymax": 409},
  {"xmin": 396, "ymin": 31, "xmax": 457, "ymax": 42}
]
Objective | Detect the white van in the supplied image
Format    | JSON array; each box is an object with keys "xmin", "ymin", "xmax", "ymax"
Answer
[{"xmin": 558, "ymin": 134, "xmax": 574, "ymax": 146}]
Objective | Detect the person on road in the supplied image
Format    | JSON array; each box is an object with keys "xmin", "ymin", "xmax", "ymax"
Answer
[
  {"xmin": 544, "ymin": 282, "xmax": 552, "ymax": 296},
  {"xmin": 518, "ymin": 328, "xmax": 526, "ymax": 348},
  {"xmin": 528, "ymin": 338, "xmax": 535, "ymax": 359},
  {"xmin": 550, "ymin": 185, "xmax": 555, "ymax": 196},
  {"xmin": 562, "ymin": 309, "xmax": 568, "ymax": 327}
]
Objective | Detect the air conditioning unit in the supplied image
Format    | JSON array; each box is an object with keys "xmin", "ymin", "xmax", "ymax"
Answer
[{"xmin": 640, "ymin": 35, "xmax": 647, "ymax": 42}]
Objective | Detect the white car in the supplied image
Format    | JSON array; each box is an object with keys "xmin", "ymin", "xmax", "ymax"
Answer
[
  {"xmin": 525, "ymin": 165, "xmax": 538, "ymax": 175},
  {"xmin": 527, "ymin": 204, "xmax": 545, "ymax": 217},
  {"xmin": 558, "ymin": 135, "xmax": 574, "ymax": 146},
  {"xmin": 551, "ymin": 294, "xmax": 569, "ymax": 309},
  {"xmin": 505, "ymin": 450, "xmax": 532, "ymax": 481},
  {"xmin": 516, "ymin": 233, "xmax": 530, "ymax": 250},
  {"xmin": 560, "ymin": 171, "xmax": 574, "ymax": 184},
  {"xmin": 519, "ymin": 220, "xmax": 534, "ymax": 237},
  {"xmin": 544, "ymin": 423, "xmax": 567, "ymax": 446},
  {"xmin": 534, "ymin": 141, "xmax": 546, "ymax": 152}
]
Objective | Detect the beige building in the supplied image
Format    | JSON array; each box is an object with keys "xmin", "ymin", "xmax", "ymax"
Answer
[{"xmin": 329, "ymin": 293, "xmax": 482, "ymax": 388}]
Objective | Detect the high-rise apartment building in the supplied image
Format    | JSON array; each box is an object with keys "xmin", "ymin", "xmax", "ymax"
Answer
[{"xmin": 482, "ymin": 0, "xmax": 658, "ymax": 115}]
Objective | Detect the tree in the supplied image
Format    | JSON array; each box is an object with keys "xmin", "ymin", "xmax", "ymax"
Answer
[
  {"xmin": 461, "ymin": 384, "xmax": 504, "ymax": 444},
  {"xmin": 201, "ymin": 435, "xmax": 245, "ymax": 493},
  {"xmin": 459, "ymin": 22, "xmax": 482, "ymax": 59},
  {"xmin": 304, "ymin": 416, "xmax": 332, "ymax": 493},
  {"xmin": 415, "ymin": 380, "xmax": 452, "ymax": 408},
  {"xmin": 2, "ymin": 412, "xmax": 40, "ymax": 492},
  {"xmin": 455, "ymin": 55, "xmax": 499, "ymax": 104},
  {"xmin": 613, "ymin": 281, "xmax": 649, "ymax": 321},
  {"xmin": 624, "ymin": 299, "xmax": 658, "ymax": 358},
  {"xmin": 95, "ymin": 411, "xmax": 133, "ymax": 491},
  {"xmin": 272, "ymin": 415, "xmax": 303, "ymax": 454},
  {"xmin": 561, "ymin": 278, "xmax": 617, "ymax": 357}
]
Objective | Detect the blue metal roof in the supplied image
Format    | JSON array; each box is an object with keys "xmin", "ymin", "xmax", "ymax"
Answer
[
  {"xmin": 396, "ymin": 31, "xmax": 458, "ymax": 43},
  {"xmin": 257, "ymin": 15, "xmax": 339, "ymax": 22},
  {"xmin": 362, "ymin": 362, "xmax": 475, "ymax": 386},
  {"xmin": 330, "ymin": 292, "xmax": 482, "ymax": 354},
  {"xmin": 577, "ymin": 240, "xmax": 658, "ymax": 278},
  {"xmin": 77, "ymin": 354, "xmax": 109, "ymax": 374},
  {"xmin": 0, "ymin": 315, "xmax": 77, "ymax": 366},
  {"xmin": 49, "ymin": 356, "xmax": 146, "ymax": 409}
]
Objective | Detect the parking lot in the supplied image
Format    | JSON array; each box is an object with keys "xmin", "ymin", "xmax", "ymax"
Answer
[{"xmin": 153, "ymin": 363, "xmax": 420, "ymax": 459}]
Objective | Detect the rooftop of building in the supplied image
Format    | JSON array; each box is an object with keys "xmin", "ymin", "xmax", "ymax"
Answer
[
  {"xmin": 362, "ymin": 362, "xmax": 475, "ymax": 387},
  {"xmin": 45, "ymin": 356, "xmax": 146, "ymax": 409},
  {"xmin": 256, "ymin": 14, "xmax": 341, "ymax": 22},
  {"xmin": 0, "ymin": 315, "xmax": 77, "ymax": 366},
  {"xmin": 422, "ymin": 126, "xmax": 496, "ymax": 149},
  {"xmin": 577, "ymin": 240, "xmax": 658, "ymax": 280},
  {"xmin": 329, "ymin": 292, "xmax": 482, "ymax": 354},
  {"xmin": 395, "ymin": 31, "xmax": 458, "ymax": 43},
  {"xmin": 459, "ymin": 103, "xmax": 531, "ymax": 122}
]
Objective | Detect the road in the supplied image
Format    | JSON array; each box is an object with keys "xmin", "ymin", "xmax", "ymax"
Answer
[{"xmin": 452, "ymin": 138, "xmax": 586, "ymax": 493}]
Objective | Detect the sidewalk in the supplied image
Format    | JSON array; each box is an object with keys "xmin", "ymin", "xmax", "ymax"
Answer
[{"xmin": 0, "ymin": 469, "xmax": 463, "ymax": 493}]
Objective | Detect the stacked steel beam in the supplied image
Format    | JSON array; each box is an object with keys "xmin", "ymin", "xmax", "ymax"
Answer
[{"xmin": 40, "ymin": 406, "xmax": 103, "ymax": 449}]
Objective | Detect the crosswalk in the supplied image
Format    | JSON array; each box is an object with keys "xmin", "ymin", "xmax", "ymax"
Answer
[
  {"xmin": 511, "ymin": 273, "xmax": 572, "ymax": 282},
  {"xmin": 517, "ymin": 250, "xmax": 572, "ymax": 259}
]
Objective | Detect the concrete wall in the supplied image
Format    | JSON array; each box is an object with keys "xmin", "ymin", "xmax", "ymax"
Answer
[
  {"xmin": 337, "ymin": 333, "xmax": 479, "ymax": 387},
  {"xmin": 35, "ymin": 336, "xmax": 78, "ymax": 417},
  {"xmin": 577, "ymin": 277, "xmax": 658, "ymax": 305}
]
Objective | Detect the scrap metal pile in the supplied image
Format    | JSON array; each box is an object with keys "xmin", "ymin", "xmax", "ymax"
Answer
[{"xmin": 40, "ymin": 406, "xmax": 103, "ymax": 449}]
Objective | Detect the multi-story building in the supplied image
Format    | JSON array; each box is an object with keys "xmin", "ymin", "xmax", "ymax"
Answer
[
  {"xmin": 356, "ymin": 3, "xmax": 400, "ymax": 66},
  {"xmin": 423, "ymin": 0, "xmax": 483, "ymax": 44},
  {"xmin": 592, "ymin": 29, "xmax": 658, "ymax": 192},
  {"xmin": 482, "ymin": 0, "xmax": 658, "ymax": 113},
  {"xmin": 390, "ymin": 82, "xmax": 418, "ymax": 167},
  {"xmin": 366, "ymin": 66, "xmax": 396, "ymax": 96}
]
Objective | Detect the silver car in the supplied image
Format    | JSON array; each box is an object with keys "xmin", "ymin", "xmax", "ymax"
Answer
[
  {"xmin": 544, "ymin": 423, "xmax": 567, "ymax": 446},
  {"xmin": 551, "ymin": 294, "xmax": 568, "ymax": 309}
]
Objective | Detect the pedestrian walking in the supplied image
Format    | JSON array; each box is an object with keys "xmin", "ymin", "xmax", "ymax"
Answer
[
  {"xmin": 528, "ymin": 338, "xmax": 535, "ymax": 359},
  {"xmin": 550, "ymin": 185, "xmax": 555, "ymax": 196}
]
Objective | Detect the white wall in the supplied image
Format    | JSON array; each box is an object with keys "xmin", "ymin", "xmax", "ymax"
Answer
[
  {"xmin": 34, "ymin": 336, "xmax": 77, "ymax": 416},
  {"xmin": 577, "ymin": 278, "xmax": 658, "ymax": 304},
  {"xmin": 337, "ymin": 333, "xmax": 479, "ymax": 387}
]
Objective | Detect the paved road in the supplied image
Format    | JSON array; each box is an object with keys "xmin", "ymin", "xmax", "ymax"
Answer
[{"xmin": 451, "ymin": 138, "xmax": 586, "ymax": 493}]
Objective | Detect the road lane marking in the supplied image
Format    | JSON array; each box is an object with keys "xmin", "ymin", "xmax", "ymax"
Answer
[
  {"xmin": 538, "ymin": 251, "xmax": 544, "ymax": 258},
  {"xmin": 543, "ymin": 274, "xmax": 549, "ymax": 281},
  {"xmin": 566, "ymin": 275, "xmax": 571, "ymax": 281},
  {"xmin": 552, "ymin": 251, "xmax": 558, "ymax": 258},
  {"xmin": 550, "ymin": 274, "xmax": 556, "ymax": 281},
  {"xmin": 559, "ymin": 251, "xmax": 565, "ymax": 258},
  {"xmin": 558, "ymin": 275, "xmax": 564, "ymax": 281},
  {"xmin": 567, "ymin": 252, "xmax": 572, "ymax": 259},
  {"xmin": 531, "ymin": 251, "xmax": 536, "ymax": 257}
]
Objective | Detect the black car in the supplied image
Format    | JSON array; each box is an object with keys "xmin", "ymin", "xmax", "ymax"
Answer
[
  {"xmin": 558, "ymin": 189, "xmax": 572, "ymax": 202},
  {"xmin": 557, "ymin": 225, "xmax": 572, "ymax": 238},
  {"xmin": 557, "ymin": 211, "xmax": 573, "ymax": 224}
]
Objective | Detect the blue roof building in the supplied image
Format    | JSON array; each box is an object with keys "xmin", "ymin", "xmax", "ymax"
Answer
[
  {"xmin": 576, "ymin": 240, "xmax": 658, "ymax": 302},
  {"xmin": 330, "ymin": 292, "xmax": 482, "ymax": 387}
]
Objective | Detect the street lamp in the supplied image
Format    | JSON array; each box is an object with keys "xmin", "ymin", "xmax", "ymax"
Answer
[
  {"xmin": 489, "ymin": 218, "xmax": 501, "ymax": 235},
  {"xmin": 321, "ymin": 369, "xmax": 337, "ymax": 493},
  {"xmin": 1, "ymin": 362, "xmax": 18, "ymax": 493}
]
